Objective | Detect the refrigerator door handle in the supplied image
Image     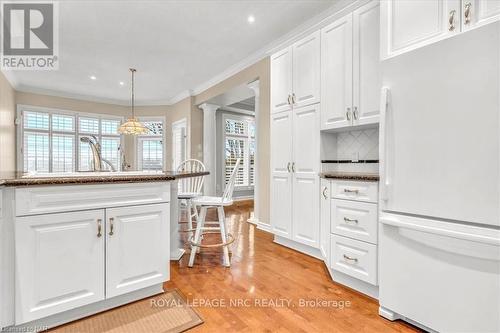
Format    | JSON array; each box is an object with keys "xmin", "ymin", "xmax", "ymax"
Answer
[{"xmin": 379, "ymin": 87, "xmax": 390, "ymax": 203}]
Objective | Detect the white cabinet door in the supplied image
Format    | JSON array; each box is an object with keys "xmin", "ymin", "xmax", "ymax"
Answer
[
  {"xmin": 271, "ymin": 47, "xmax": 293, "ymax": 114},
  {"xmin": 321, "ymin": 14, "xmax": 353, "ymax": 130},
  {"xmin": 292, "ymin": 105, "xmax": 320, "ymax": 248},
  {"xmin": 353, "ymin": 1, "xmax": 381, "ymax": 126},
  {"xmin": 15, "ymin": 210, "xmax": 105, "ymax": 324},
  {"xmin": 380, "ymin": 0, "xmax": 461, "ymax": 60},
  {"xmin": 462, "ymin": 0, "xmax": 500, "ymax": 30},
  {"xmin": 320, "ymin": 179, "xmax": 331, "ymax": 265},
  {"xmin": 270, "ymin": 111, "xmax": 293, "ymax": 237},
  {"xmin": 106, "ymin": 203, "xmax": 169, "ymax": 298},
  {"xmin": 292, "ymin": 30, "xmax": 320, "ymax": 109}
]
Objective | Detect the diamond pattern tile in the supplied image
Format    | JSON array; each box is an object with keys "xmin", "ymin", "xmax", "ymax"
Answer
[{"xmin": 337, "ymin": 129, "xmax": 379, "ymax": 160}]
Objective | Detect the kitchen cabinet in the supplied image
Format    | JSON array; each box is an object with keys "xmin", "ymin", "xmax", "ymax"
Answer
[
  {"xmin": 381, "ymin": 0, "xmax": 500, "ymax": 60},
  {"xmin": 321, "ymin": 1, "xmax": 380, "ymax": 130},
  {"xmin": 320, "ymin": 179, "xmax": 330, "ymax": 266},
  {"xmin": 270, "ymin": 105, "xmax": 320, "ymax": 248},
  {"xmin": 15, "ymin": 210, "xmax": 105, "ymax": 323},
  {"xmin": 106, "ymin": 203, "xmax": 170, "ymax": 298},
  {"xmin": 271, "ymin": 31, "xmax": 320, "ymax": 114},
  {"xmin": 461, "ymin": 0, "xmax": 500, "ymax": 31}
]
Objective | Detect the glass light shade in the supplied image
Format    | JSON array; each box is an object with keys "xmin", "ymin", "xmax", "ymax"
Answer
[{"xmin": 118, "ymin": 117, "xmax": 149, "ymax": 135}]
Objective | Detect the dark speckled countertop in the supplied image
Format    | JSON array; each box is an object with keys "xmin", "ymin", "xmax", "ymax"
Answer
[
  {"xmin": 320, "ymin": 171, "xmax": 379, "ymax": 181},
  {"xmin": 0, "ymin": 171, "xmax": 209, "ymax": 187}
]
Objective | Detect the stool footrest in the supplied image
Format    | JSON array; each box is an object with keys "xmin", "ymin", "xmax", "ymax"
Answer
[{"xmin": 189, "ymin": 233, "xmax": 235, "ymax": 248}]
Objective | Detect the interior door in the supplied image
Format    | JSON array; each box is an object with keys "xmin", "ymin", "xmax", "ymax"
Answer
[
  {"xmin": 15, "ymin": 210, "xmax": 105, "ymax": 324},
  {"xmin": 320, "ymin": 14, "xmax": 353, "ymax": 130},
  {"xmin": 292, "ymin": 30, "xmax": 320, "ymax": 108},
  {"xmin": 353, "ymin": 1, "xmax": 381, "ymax": 126},
  {"xmin": 292, "ymin": 104, "xmax": 320, "ymax": 248},
  {"xmin": 270, "ymin": 47, "xmax": 293, "ymax": 114},
  {"xmin": 270, "ymin": 111, "xmax": 293, "ymax": 237},
  {"xmin": 106, "ymin": 203, "xmax": 169, "ymax": 298}
]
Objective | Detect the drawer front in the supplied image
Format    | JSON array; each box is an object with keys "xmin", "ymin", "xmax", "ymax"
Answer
[
  {"xmin": 330, "ymin": 234, "xmax": 377, "ymax": 285},
  {"xmin": 15, "ymin": 182, "xmax": 170, "ymax": 216},
  {"xmin": 331, "ymin": 180, "xmax": 378, "ymax": 203},
  {"xmin": 331, "ymin": 199, "xmax": 378, "ymax": 244}
]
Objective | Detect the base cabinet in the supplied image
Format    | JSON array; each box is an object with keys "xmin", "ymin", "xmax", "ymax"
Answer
[
  {"xmin": 15, "ymin": 210, "xmax": 105, "ymax": 324},
  {"xmin": 106, "ymin": 204, "xmax": 170, "ymax": 298},
  {"xmin": 14, "ymin": 202, "xmax": 170, "ymax": 324}
]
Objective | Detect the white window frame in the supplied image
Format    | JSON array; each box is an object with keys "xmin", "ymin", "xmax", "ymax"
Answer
[
  {"xmin": 16, "ymin": 104, "xmax": 124, "ymax": 173},
  {"xmin": 136, "ymin": 116, "xmax": 166, "ymax": 171},
  {"xmin": 221, "ymin": 113, "xmax": 255, "ymax": 190}
]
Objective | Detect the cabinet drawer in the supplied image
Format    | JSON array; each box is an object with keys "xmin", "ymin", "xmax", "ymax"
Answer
[
  {"xmin": 331, "ymin": 199, "xmax": 378, "ymax": 244},
  {"xmin": 331, "ymin": 180, "xmax": 378, "ymax": 203},
  {"xmin": 15, "ymin": 182, "xmax": 170, "ymax": 216},
  {"xmin": 330, "ymin": 234, "xmax": 377, "ymax": 285}
]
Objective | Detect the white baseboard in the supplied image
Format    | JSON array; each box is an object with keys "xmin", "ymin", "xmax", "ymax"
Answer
[
  {"xmin": 256, "ymin": 222, "xmax": 271, "ymax": 233},
  {"xmin": 330, "ymin": 269, "xmax": 379, "ymax": 299},
  {"xmin": 273, "ymin": 236, "xmax": 322, "ymax": 260}
]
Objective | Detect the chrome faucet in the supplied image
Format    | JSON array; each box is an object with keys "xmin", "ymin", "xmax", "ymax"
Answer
[{"xmin": 80, "ymin": 135, "xmax": 117, "ymax": 172}]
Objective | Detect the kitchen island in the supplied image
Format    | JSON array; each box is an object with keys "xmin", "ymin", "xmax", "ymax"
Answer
[{"xmin": 0, "ymin": 171, "xmax": 207, "ymax": 331}]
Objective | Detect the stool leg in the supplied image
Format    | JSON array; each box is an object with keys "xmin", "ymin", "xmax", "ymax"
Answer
[
  {"xmin": 188, "ymin": 206, "xmax": 206, "ymax": 267},
  {"xmin": 217, "ymin": 206, "xmax": 230, "ymax": 267},
  {"xmin": 187, "ymin": 199, "xmax": 193, "ymax": 234}
]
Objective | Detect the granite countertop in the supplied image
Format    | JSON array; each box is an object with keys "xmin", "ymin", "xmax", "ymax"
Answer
[
  {"xmin": 0, "ymin": 171, "xmax": 209, "ymax": 187},
  {"xmin": 319, "ymin": 171, "xmax": 379, "ymax": 181}
]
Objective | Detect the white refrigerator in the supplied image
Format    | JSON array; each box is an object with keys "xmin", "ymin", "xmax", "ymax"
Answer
[{"xmin": 378, "ymin": 22, "xmax": 500, "ymax": 332}]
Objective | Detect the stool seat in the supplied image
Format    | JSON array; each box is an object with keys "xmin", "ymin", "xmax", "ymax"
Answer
[
  {"xmin": 178, "ymin": 192, "xmax": 202, "ymax": 199},
  {"xmin": 192, "ymin": 196, "xmax": 233, "ymax": 207}
]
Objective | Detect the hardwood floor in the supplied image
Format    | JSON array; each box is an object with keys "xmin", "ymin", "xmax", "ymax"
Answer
[{"xmin": 166, "ymin": 202, "xmax": 421, "ymax": 332}]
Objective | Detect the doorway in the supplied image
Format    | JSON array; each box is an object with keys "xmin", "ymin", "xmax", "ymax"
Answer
[{"xmin": 172, "ymin": 118, "xmax": 187, "ymax": 170}]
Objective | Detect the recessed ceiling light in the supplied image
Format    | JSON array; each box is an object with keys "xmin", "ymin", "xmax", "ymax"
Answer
[
  {"xmin": 247, "ymin": 15, "xmax": 255, "ymax": 24},
  {"xmin": 119, "ymin": 81, "xmax": 124, "ymax": 86},
  {"xmin": 89, "ymin": 75, "xmax": 97, "ymax": 80}
]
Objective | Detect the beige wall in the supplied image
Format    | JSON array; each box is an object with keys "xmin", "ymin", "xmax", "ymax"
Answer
[
  {"xmin": 0, "ymin": 71, "xmax": 16, "ymax": 173},
  {"xmin": 192, "ymin": 57, "xmax": 271, "ymax": 224}
]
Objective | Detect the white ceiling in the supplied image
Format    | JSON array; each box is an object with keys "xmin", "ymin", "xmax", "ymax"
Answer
[{"xmin": 3, "ymin": 0, "xmax": 338, "ymax": 105}]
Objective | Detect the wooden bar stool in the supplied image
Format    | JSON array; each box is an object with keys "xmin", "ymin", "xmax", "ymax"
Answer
[{"xmin": 188, "ymin": 159, "xmax": 240, "ymax": 267}]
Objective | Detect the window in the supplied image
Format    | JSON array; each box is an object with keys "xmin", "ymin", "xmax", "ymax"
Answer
[
  {"xmin": 223, "ymin": 115, "xmax": 255, "ymax": 187},
  {"xmin": 137, "ymin": 119, "xmax": 164, "ymax": 171},
  {"xmin": 18, "ymin": 106, "xmax": 123, "ymax": 173}
]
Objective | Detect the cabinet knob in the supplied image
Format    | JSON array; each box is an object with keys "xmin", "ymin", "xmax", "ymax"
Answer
[
  {"xmin": 292, "ymin": 93, "xmax": 296, "ymax": 104},
  {"xmin": 291, "ymin": 162, "xmax": 295, "ymax": 173},
  {"xmin": 322, "ymin": 187, "xmax": 328, "ymax": 199},
  {"xmin": 448, "ymin": 10, "xmax": 456, "ymax": 31},
  {"xmin": 343, "ymin": 217, "xmax": 359, "ymax": 224},
  {"xmin": 287, "ymin": 162, "xmax": 291, "ymax": 173},
  {"xmin": 97, "ymin": 219, "xmax": 102, "ymax": 238},
  {"xmin": 464, "ymin": 2, "xmax": 472, "ymax": 24},
  {"xmin": 346, "ymin": 107, "xmax": 351, "ymax": 121},
  {"xmin": 109, "ymin": 217, "xmax": 115, "ymax": 236},
  {"xmin": 343, "ymin": 254, "xmax": 358, "ymax": 263},
  {"xmin": 353, "ymin": 106, "xmax": 358, "ymax": 120}
]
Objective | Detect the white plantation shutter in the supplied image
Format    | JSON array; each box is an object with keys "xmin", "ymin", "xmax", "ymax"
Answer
[
  {"xmin": 172, "ymin": 123, "xmax": 186, "ymax": 170},
  {"xmin": 223, "ymin": 116, "xmax": 255, "ymax": 187},
  {"xmin": 137, "ymin": 118, "xmax": 164, "ymax": 171},
  {"xmin": 19, "ymin": 108, "xmax": 122, "ymax": 173}
]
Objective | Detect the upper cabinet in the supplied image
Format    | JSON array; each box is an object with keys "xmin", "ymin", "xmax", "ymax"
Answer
[
  {"xmin": 321, "ymin": 1, "xmax": 381, "ymax": 130},
  {"xmin": 270, "ymin": 31, "xmax": 320, "ymax": 114},
  {"xmin": 381, "ymin": 0, "xmax": 500, "ymax": 60}
]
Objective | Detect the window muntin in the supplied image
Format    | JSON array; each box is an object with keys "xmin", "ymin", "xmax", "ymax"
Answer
[
  {"xmin": 19, "ymin": 108, "xmax": 123, "ymax": 173},
  {"xmin": 223, "ymin": 115, "xmax": 255, "ymax": 188},
  {"xmin": 137, "ymin": 118, "xmax": 164, "ymax": 171}
]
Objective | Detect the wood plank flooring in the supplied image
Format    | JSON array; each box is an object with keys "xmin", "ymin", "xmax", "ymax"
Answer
[{"xmin": 166, "ymin": 202, "xmax": 421, "ymax": 332}]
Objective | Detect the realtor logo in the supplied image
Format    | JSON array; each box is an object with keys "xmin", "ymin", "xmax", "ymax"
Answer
[{"xmin": 1, "ymin": 1, "xmax": 59, "ymax": 70}]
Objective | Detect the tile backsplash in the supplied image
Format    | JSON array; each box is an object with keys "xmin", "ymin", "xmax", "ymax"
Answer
[{"xmin": 336, "ymin": 128, "xmax": 379, "ymax": 160}]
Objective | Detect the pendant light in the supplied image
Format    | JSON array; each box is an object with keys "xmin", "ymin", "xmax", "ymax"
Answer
[{"xmin": 118, "ymin": 68, "xmax": 149, "ymax": 135}]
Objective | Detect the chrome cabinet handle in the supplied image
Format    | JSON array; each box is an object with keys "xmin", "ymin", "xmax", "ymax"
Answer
[
  {"xmin": 287, "ymin": 94, "xmax": 292, "ymax": 105},
  {"xmin": 464, "ymin": 2, "xmax": 471, "ymax": 24},
  {"xmin": 287, "ymin": 162, "xmax": 291, "ymax": 172},
  {"xmin": 343, "ymin": 217, "xmax": 359, "ymax": 224},
  {"xmin": 292, "ymin": 93, "xmax": 296, "ymax": 104},
  {"xmin": 344, "ymin": 188, "xmax": 359, "ymax": 194},
  {"xmin": 322, "ymin": 186, "xmax": 328, "ymax": 199},
  {"xmin": 291, "ymin": 162, "xmax": 295, "ymax": 173},
  {"xmin": 97, "ymin": 219, "xmax": 102, "ymax": 238},
  {"xmin": 346, "ymin": 107, "xmax": 351, "ymax": 121},
  {"xmin": 343, "ymin": 254, "xmax": 358, "ymax": 263},
  {"xmin": 448, "ymin": 10, "xmax": 456, "ymax": 31},
  {"xmin": 109, "ymin": 217, "xmax": 115, "ymax": 236},
  {"xmin": 353, "ymin": 106, "xmax": 358, "ymax": 120}
]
